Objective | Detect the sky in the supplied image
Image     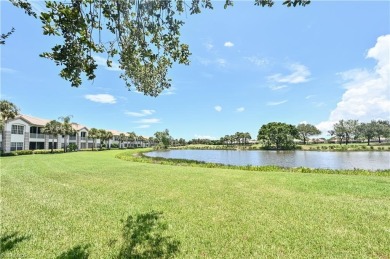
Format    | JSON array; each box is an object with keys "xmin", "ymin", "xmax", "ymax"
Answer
[{"xmin": 1, "ymin": 1, "xmax": 389, "ymax": 140}]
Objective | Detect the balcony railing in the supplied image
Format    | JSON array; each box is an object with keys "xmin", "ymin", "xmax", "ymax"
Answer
[
  {"xmin": 69, "ymin": 136, "xmax": 77, "ymax": 141},
  {"xmin": 30, "ymin": 133, "xmax": 45, "ymax": 139},
  {"xmin": 80, "ymin": 137, "xmax": 87, "ymax": 141}
]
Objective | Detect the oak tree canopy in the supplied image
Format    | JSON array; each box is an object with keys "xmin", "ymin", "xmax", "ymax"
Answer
[{"xmin": 9, "ymin": 0, "xmax": 310, "ymax": 96}]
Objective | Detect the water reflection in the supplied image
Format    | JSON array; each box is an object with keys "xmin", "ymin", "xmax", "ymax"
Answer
[{"xmin": 146, "ymin": 150, "xmax": 390, "ymax": 170}]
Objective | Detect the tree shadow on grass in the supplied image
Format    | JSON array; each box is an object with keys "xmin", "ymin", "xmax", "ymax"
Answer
[
  {"xmin": 56, "ymin": 244, "xmax": 90, "ymax": 259},
  {"xmin": 0, "ymin": 232, "xmax": 30, "ymax": 255},
  {"xmin": 117, "ymin": 211, "xmax": 180, "ymax": 259}
]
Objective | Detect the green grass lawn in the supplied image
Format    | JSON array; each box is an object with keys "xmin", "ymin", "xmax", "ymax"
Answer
[{"xmin": 1, "ymin": 150, "xmax": 389, "ymax": 258}]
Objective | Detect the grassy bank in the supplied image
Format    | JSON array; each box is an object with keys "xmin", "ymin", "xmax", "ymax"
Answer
[{"xmin": 1, "ymin": 150, "xmax": 390, "ymax": 258}]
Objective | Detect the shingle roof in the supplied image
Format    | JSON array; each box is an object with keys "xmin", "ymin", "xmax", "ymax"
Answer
[
  {"xmin": 108, "ymin": 129, "xmax": 124, "ymax": 136},
  {"xmin": 12, "ymin": 114, "xmax": 150, "ymax": 138},
  {"xmin": 71, "ymin": 123, "xmax": 88, "ymax": 131},
  {"xmin": 18, "ymin": 114, "xmax": 51, "ymax": 126}
]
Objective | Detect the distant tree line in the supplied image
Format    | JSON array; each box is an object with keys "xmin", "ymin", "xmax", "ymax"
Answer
[
  {"xmin": 329, "ymin": 119, "xmax": 390, "ymax": 145},
  {"xmin": 2, "ymin": 100, "xmax": 389, "ymax": 152},
  {"xmin": 256, "ymin": 119, "xmax": 390, "ymax": 150}
]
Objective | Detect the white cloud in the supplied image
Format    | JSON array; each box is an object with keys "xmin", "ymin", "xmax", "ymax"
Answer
[
  {"xmin": 136, "ymin": 125, "xmax": 151, "ymax": 129},
  {"xmin": 85, "ymin": 94, "xmax": 116, "ymax": 104},
  {"xmin": 316, "ymin": 121, "xmax": 336, "ymax": 136},
  {"xmin": 125, "ymin": 109, "xmax": 155, "ymax": 117},
  {"xmin": 135, "ymin": 118, "xmax": 160, "ymax": 124},
  {"xmin": 197, "ymin": 57, "xmax": 212, "ymax": 66},
  {"xmin": 194, "ymin": 134, "xmax": 217, "ymax": 140},
  {"xmin": 216, "ymin": 58, "xmax": 227, "ymax": 67},
  {"xmin": 269, "ymin": 85, "xmax": 288, "ymax": 91},
  {"xmin": 142, "ymin": 109, "xmax": 155, "ymax": 115},
  {"xmin": 266, "ymin": 100, "xmax": 287, "ymax": 106},
  {"xmin": 204, "ymin": 42, "xmax": 214, "ymax": 51},
  {"xmin": 214, "ymin": 105, "xmax": 222, "ymax": 112},
  {"xmin": 268, "ymin": 63, "xmax": 311, "ymax": 84},
  {"xmin": 245, "ymin": 56, "xmax": 269, "ymax": 67},
  {"xmin": 0, "ymin": 67, "xmax": 17, "ymax": 73},
  {"xmin": 236, "ymin": 107, "xmax": 245, "ymax": 112},
  {"xmin": 161, "ymin": 87, "xmax": 176, "ymax": 96},
  {"xmin": 305, "ymin": 95, "xmax": 316, "ymax": 99},
  {"xmin": 93, "ymin": 55, "xmax": 121, "ymax": 71},
  {"xmin": 224, "ymin": 41, "xmax": 234, "ymax": 47},
  {"xmin": 197, "ymin": 57, "xmax": 228, "ymax": 68},
  {"xmin": 312, "ymin": 102, "xmax": 326, "ymax": 108},
  {"xmin": 317, "ymin": 34, "xmax": 390, "ymax": 133}
]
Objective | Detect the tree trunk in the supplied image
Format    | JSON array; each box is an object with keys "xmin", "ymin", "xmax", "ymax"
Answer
[{"xmin": 51, "ymin": 138, "xmax": 54, "ymax": 153}]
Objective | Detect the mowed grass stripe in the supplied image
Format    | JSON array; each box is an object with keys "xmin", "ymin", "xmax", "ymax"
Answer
[{"xmin": 1, "ymin": 150, "xmax": 389, "ymax": 258}]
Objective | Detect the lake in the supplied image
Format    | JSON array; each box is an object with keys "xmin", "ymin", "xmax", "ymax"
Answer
[{"xmin": 146, "ymin": 149, "xmax": 390, "ymax": 170}]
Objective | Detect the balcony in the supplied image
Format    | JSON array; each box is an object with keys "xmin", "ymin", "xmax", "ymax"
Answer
[
  {"xmin": 30, "ymin": 133, "xmax": 45, "ymax": 139},
  {"xmin": 69, "ymin": 136, "xmax": 77, "ymax": 141}
]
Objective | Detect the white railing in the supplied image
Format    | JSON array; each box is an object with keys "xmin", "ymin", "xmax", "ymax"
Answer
[
  {"xmin": 30, "ymin": 133, "xmax": 45, "ymax": 139},
  {"xmin": 69, "ymin": 136, "xmax": 77, "ymax": 141}
]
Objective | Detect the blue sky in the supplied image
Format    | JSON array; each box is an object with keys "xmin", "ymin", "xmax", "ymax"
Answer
[{"xmin": 1, "ymin": 1, "xmax": 389, "ymax": 140}]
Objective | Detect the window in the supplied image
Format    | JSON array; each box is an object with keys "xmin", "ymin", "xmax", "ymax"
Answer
[
  {"xmin": 11, "ymin": 142, "xmax": 23, "ymax": 151},
  {"xmin": 81, "ymin": 132, "xmax": 86, "ymax": 138},
  {"xmin": 11, "ymin": 125, "xmax": 24, "ymax": 135}
]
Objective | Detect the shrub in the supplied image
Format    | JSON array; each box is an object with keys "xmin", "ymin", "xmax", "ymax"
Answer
[
  {"xmin": 67, "ymin": 143, "xmax": 78, "ymax": 152},
  {"xmin": 111, "ymin": 143, "xmax": 119, "ymax": 149},
  {"xmin": 33, "ymin": 149, "xmax": 64, "ymax": 154},
  {"xmin": 14, "ymin": 150, "xmax": 33, "ymax": 156},
  {"xmin": 1, "ymin": 152, "xmax": 17, "ymax": 156}
]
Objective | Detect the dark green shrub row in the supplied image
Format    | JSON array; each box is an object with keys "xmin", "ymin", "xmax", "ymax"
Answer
[
  {"xmin": 1, "ymin": 149, "xmax": 65, "ymax": 156},
  {"xmin": 115, "ymin": 150, "xmax": 390, "ymax": 177},
  {"xmin": 33, "ymin": 149, "xmax": 64, "ymax": 154}
]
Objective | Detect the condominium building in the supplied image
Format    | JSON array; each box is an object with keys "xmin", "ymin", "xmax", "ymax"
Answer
[{"xmin": 0, "ymin": 114, "xmax": 152, "ymax": 153}]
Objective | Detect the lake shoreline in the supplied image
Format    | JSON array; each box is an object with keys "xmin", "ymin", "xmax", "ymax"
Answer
[
  {"xmin": 115, "ymin": 149, "xmax": 390, "ymax": 176},
  {"xmin": 170, "ymin": 144, "xmax": 390, "ymax": 152}
]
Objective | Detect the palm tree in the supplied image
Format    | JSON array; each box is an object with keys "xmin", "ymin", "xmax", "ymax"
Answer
[
  {"xmin": 127, "ymin": 131, "xmax": 137, "ymax": 148},
  {"xmin": 234, "ymin": 132, "xmax": 242, "ymax": 146},
  {"xmin": 99, "ymin": 129, "xmax": 107, "ymax": 149},
  {"xmin": 148, "ymin": 136, "xmax": 154, "ymax": 147},
  {"xmin": 42, "ymin": 120, "xmax": 62, "ymax": 153},
  {"xmin": 106, "ymin": 131, "xmax": 114, "ymax": 149},
  {"xmin": 243, "ymin": 132, "xmax": 252, "ymax": 146},
  {"xmin": 118, "ymin": 133, "xmax": 126, "ymax": 149},
  {"xmin": 59, "ymin": 115, "xmax": 74, "ymax": 152},
  {"xmin": 88, "ymin": 128, "xmax": 99, "ymax": 150},
  {"xmin": 139, "ymin": 135, "xmax": 148, "ymax": 147},
  {"xmin": 1, "ymin": 100, "xmax": 19, "ymax": 152}
]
